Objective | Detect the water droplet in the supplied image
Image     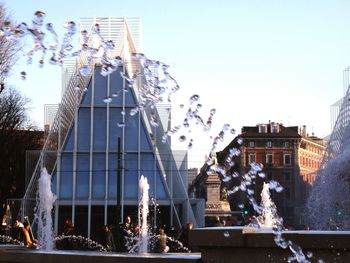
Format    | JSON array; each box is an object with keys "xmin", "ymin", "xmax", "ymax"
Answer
[
  {"xmin": 104, "ymin": 40, "xmax": 115, "ymax": 50},
  {"xmin": 117, "ymin": 122, "xmax": 125, "ymax": 127},
  {"xmin": 179, "ymin": 135, "xmax": 186, "ymax": 142},
  {"xmin": 238, "ymin": 204, "xmax": 244, "ymax": 209},
  {"xmin": 223, "ymin": 123, "xmax": 230, "ymax": 131},
  {"xmin": 20, "ymin": 71, "xmax": 27, "ymax": 80},
  {"xmin": 223, "ymin": 231, "xmax": 230, "ymax": 238},
  {"xmin": 275, "ymin": 186, "xmax": 284, "ymax": 192},
  {"xmin": 103, "ymin": 96, "xmax": 112, "ymax": 103},
  {"xmin": 189, "ymin": 94, "xmax": 199, "ymax": 104},
  {"xmin": 258, "ymin": 172, "xmax": 266, "ymax": 178},
  {"xmin": 79, "ymin": 66, "xmax": 90, "ymax": 76},
  {"xmin": 306, "ymin": 251, "xmax": 313, "ymax": 258},
  {"xmin": 33, "ymin": 11, "xmax": 45, "ymax": 27},
  {"xmin": 179, "ymin": 104, "xmax": 184, "ymax": 109},
  {"xmin": 230, "ymin": 128, "xmax": 236, "ymax": 134},
  {"xmin": 64, "ymin": 21, "xmax": 77, "ymax": 35},
  {"xmin": 93, "ymin": 23, "xmax": 100, "ymax": 34},
  {"xmin": 130, "ymin": 108, "xmax": 139, "ymax": 116},
  {"xmin": 188, "ymin": 139, "xmax": 193, "ymax": 149},
  {"xmin": 74, "ymin": 85, "xmax": 80, "ymax": 91},
  {"xmin": 150, "ymin": 115, "xmax": 159, "ymax": 127}
]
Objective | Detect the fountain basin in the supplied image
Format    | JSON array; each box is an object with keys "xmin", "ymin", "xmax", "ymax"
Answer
[
  {"xmin": 0, "ymin": 246, "xmax": 200, "ymax": 263},
  {"xmin": 189, "ymin": 226, "xmax": 350, "ymax": 263}
]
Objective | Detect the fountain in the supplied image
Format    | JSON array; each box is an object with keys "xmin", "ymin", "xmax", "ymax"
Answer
[
  {"xmin": 305, "ymin": 147, "xmax": 350, "ymax": 230},
  {"xmin": 253, "ymin": 182, "xmax": 279, "ymax": 229},
  {"xmin": 34, "ymin": 168, "xmax": 57, "ymax": 250},
  {"xmin": 138, "ymin": 175, "xmax": 150, "ymax": 253}
]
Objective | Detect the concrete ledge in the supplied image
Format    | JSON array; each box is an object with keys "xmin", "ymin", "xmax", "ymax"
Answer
[
  {"xmin": 0, "ymin": 247, "xmax": 201, "ymax": 263},
  {"xmin": 189, "ymin": 227, "xmax": 350, "ymax": 263}
]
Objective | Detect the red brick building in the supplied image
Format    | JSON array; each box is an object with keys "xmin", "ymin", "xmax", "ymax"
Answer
[{"xmin": 240, "ymin": 122, "xmax": 326, "ymax": 227}]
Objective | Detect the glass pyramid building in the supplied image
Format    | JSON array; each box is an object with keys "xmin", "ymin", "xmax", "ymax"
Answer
[{"xmin": 22, "ymin": 17, "xmax": 204, "ymax": 239}]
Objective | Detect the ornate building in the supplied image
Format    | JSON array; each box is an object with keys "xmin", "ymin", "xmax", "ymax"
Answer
[{"xmin": 240, "ymin": 122, "xmax": 326, "ymax": 227}]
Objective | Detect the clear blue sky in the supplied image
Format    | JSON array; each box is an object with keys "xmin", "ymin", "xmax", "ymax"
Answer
[{"xmin": 4, "ymin": 0, "xmax": 350, "ymax": 167}]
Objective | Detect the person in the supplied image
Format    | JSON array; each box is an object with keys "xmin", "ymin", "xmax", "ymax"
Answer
[
  {"xmin": 119, "ymin": 216, "xmax": 134, "ymax": 252},
  {"xmin": 62, "ymin": 218, "xmax": 75, "ymax": 236},
  {"xmin": 14, "ymin": 219, "xmax": 24, "ymax": 241},
  {"xmin": 22, "ymin": 222, "xmax": 37, "ymax": 248},
  {"xmin": 177, "ymin": 222, "xmax": 193, "ymax": 249},
  {"xmin": 213, "ymin": 216, "xmax": 223, "ymax": 227},
  {"xmin": 156, "ymin": 228, "xmax": 169, "ymax": 253},
  {"xmin": 124, "ymin": 216, "xmax": 132, "ymax": 230},
  {"xmin": 103, "ymin": 225, "xmax": 116, "ymax": 251}
]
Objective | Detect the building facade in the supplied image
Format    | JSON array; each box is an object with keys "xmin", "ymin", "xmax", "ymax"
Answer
[
  {"xmin": 21, "ymin": 17, "xmax": 204, "ymax": 240},
  {"xmin": 240, "ymin": 122, "xmax": 326, "ymax": 227}
]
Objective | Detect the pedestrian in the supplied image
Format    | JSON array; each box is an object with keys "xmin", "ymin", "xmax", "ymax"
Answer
[
  {"xmin": 177, "ymin": 222, "xmax": 193, "ymax": 249},
  {"xmin": 156, "ymin": 227, "xmax": 169, "ymax": 253},
  {"xmin": 103, "ymin": 225, "xmax": 116, "ymax": 251},
  {"xmin": 14, "ymin": 219, "xmax": 24, "ymax": 241},
  {"xmin": 213, "ymin": 216, "xmax": 223, "ymax": 227},
  {"xmin": 22, "ymin": 222, "xmax": 37, "ymax": 249},
  {"xmin": 120, "ymin": 216, "xmax": 134, "ymax": 252},
  {"xmin": 62, "ymin": 218, "xmax": 75, "ymax": 236}
]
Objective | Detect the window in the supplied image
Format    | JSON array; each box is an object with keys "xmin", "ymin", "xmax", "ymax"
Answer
[
  {"xmin": 284, "ymin": 154, "xmax": 291, "ymax": 165},
  {"xmin": 284, "ymin": 141, "xmax": 290, "ymax": 148},
  {"xmin": 258, "ymin": 124, "xmax": 267, "ymax": 133},
  {"xmin": 266, "ymin": 141, "xmax": 272, "ymax": 148},
  {"xmin": 248, "ymin": 154, "xmax": 256, "ymax": 164},
  {"xmin": 266, "ymin": 154, "xmax": 273, "ymax": 164},
  {"xmin": 249, "ymin": 140, "xmax": 255, "ymax": 148},
  {"xmin": 271, "ymin": 123, "xmax": 279, "ymax": 133}
]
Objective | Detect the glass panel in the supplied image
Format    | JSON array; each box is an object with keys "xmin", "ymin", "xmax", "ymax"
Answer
[
  {"xmin": 78, "ymin": 108, "xmax": 91, "ymax": 151},
  {"xmin": 124, "ymin": 113, "xmax": 139, "ymax": 151},
  {"xmin": 63, "ymin": 127, "xmax": 74, "ymax": 151},
  {"xmin": 92, "ymin": 153, "xmax": 105, "ymax": 199},
  {"xmin": 124, "ymin": 153, "xmax": 138, "ymax": 199},
  {"xmin": 108, "ymin": 153, "xmax": 117, "ymax": 199},
  {"xmin": 140, "ymin": 157, "xmax": 156, "ymax": 199},
  {"xmin": 81, "ymin": 82, "xmax": 92, "ymax": 105},
  {"xmin": 76, "ymin": 154, "xmax": 89, "ymax": 199},
  {"xmin": 60, "ymin": 153, "xmax": 73, "ymax": 198},
  {"xmin": 156, "ymin": 171, "xmax": 167, "ymax": 199},
  {"xmin": 108, "ymin": 108, "xmax": 124, "ymax": 150},
  {"xmin": 93, "ymin": 108, "xmax": 107, "ymax": 150},
  {"xmin": 94, "ymin": 69, "xmax": 108, "ymax": 104}
]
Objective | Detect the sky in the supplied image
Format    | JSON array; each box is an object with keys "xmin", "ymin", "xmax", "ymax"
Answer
[{"xmin": 3, "ymin": 0, "xmax": 350, "ymax": 167}]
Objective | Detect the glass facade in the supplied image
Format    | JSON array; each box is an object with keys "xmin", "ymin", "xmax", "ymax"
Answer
[{"xmin": 23, "ymin": 18, "xmax": 204, "ymax": 240}]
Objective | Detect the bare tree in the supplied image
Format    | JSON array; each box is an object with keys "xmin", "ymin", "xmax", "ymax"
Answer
[
  {"xmin": 0, "ymin": 3, "xmax": 21, "ymax": 93},
  {"xmin": 0, "ymin": 88, "xmax": 43, "ymax": 213}
]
